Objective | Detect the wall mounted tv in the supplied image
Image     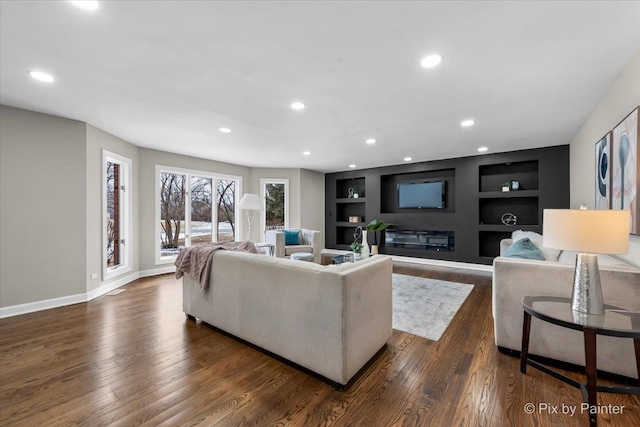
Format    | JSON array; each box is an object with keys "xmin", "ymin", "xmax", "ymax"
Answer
[{"xmin": 397, "ymin": 180, "xmax": 446, "ymax": 209}]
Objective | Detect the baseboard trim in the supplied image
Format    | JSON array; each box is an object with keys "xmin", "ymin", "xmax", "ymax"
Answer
[
  {"xmin": 322, "ymin": 249, "xmax": 493, "ymax": 272},
  {"xmin": 0, "ymin": 293, "xmax": 87, "ymax": 319},
  {"xmin": 0, "ymin": 266, "xmax": 175, "ymax": 319},
  {"xmin": 140, "ymin": 265, "xmax": 175, "ymax": 277},
  {"xmin": 86, "ymin": 272, "xmax": 140, "ymax": 301},
  {"xmin": 391, "ymin": 255, "xmax": 493, "ymax": 272}
]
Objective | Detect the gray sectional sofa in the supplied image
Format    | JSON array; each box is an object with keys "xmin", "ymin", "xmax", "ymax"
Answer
[
  {"xmin": 493, "ymin": 238, "xmax": 640, "ymax": 379},
  {"xmin": 182, "ymin": 251, "xmax": 393, "ymax": 386}
]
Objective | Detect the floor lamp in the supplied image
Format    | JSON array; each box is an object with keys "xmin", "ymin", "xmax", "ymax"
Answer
[
  {"xmin": 543, "ymin": 208, "xmax": 630, "ymax": 315},
  {"xmin": 238, "ymin": 193, "xmax": 263, "ymax": 242}
]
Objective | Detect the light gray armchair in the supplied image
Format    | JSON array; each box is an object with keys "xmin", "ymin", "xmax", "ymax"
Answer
[{"xmin": 265, "ymin": 229, "xmax": 322, "ymax": 264}]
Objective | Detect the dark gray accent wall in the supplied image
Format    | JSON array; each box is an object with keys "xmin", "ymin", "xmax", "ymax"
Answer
[{"xmin": 325, "ymin": 145, "xmax": 570, "ymax": 265}]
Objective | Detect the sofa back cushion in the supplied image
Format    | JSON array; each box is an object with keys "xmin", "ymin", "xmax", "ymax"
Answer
[
  {"xmin": 504, "ymin": 237, "xmax": 545, "ymax": 260},
  {"xmin": 282, "ymin": 229, "xmax": 301, "ymax": 245}
]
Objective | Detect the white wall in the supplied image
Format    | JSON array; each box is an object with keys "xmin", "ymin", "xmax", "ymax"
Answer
[
  {"xmin": 569, "ymin": 48, "xmax": 640, "ymax": 267},
  {"xmin": 85, "ymin": 125, "xmax": 140, "ymax": 292},
  {"xmin": 249, "ymin": 168, "xmax": 302, "ymax": 242},
  {"xmin": 248, "ymin": 168, "xmax": 326, "ymax": 245},
  {"xmin": 300, "ymin": 169, "xmax": 326, "ymax": 248},
  {"xmin": 0, "ymin": 106, "xmax": 87, "ymax": 307},
  {"xmin": 0, "ymin": 106, "xmax": 326, "ymax": 313}
]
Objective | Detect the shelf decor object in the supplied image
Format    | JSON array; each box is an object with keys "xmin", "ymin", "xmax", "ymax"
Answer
[
  {"xmin": 238, "ymin": 193, "xmax": 264, "ymax": 242},
  {"xmin": 366, "ymin": 219, "xmax": 396, "ymax": 255},
  {"xmin": 501, "ymin": 212, "xmax": 517, "ymax": 226},
  {"xmin": 611, "ymin": 107, "xmax": 639, "ymax": 235},
  {"xmin": 595, "ymin": 132, "xmax": 612, "ymax": 209},
  {"xmin": 543, "ymin": 209, "xmax": 630, "ymax": 314}
]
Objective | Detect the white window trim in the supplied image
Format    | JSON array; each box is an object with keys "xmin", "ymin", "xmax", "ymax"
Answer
[
  {"xmin": 102, "ymin": 150, "xmax": 133, "ymax": 281},
  {"xmin": 155, "ymin": 165, "xmax": 242, "ymax": 265},
  {"xmin": 260, "ymin": 178, "xmax": 289, "ymax": 241}
]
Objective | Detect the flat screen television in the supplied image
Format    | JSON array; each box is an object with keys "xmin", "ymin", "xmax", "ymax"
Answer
[{"xmin": 398, "ymin": 181, "xmax": 445, "ymax": 209}]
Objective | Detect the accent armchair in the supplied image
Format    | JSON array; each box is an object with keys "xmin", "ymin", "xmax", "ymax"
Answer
[{"xmin": 265, "ymin": 229, "xmax": 322, "ymax": 264}]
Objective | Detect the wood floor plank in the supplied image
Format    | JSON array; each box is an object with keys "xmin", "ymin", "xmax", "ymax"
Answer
[{"xmin": 1, "ymin": 262, "xmax": 638, "ymax": 426}]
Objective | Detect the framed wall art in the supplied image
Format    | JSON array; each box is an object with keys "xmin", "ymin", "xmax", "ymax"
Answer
[
  {"xmin": 595, "ymin": 132, "xmax": 611, "ymax": 209},
  {"xmin": 611, "ymin": 107, "xmax": 639, "ymax": 235}
]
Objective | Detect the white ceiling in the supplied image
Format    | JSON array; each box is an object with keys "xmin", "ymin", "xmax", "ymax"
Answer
[{"xmin": 1, "ymin": 1, "xmax": 639, "ymax": 173}]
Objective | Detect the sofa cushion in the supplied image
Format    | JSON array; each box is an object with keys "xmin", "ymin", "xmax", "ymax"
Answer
[
  {"xmin": 512, "ymin": 230, "xmax": 561, "ymax": 261},
  {"xmin": 285, "ymin": 245, "xmax": 313, "ymax": 256},
  {"xmin": 504, "ymin": 237, "xmax": 545, "ymax": 260},
  {"xmin": 282, "ymin": 229, "xmax": 301, "ymax": 245}
]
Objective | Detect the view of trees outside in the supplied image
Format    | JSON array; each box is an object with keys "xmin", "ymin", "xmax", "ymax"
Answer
[
  {"xmin": 265, "ymin": 183, "xmax": 285, "ymax": 230},
  {"xmin": 160, "ymin": 172, "xmax": 186, "ymax": 256},
  {"xmin": 216, "ymin": 180, "xmax": 236, "ymax": 242},
  {"xmin": 160, "ymin": 172, "xmax": 237, "ymax": 256},
  {"xmin": 106, "ymin": 162, "xmax": 120, "ymax": 267},
  {"xmin": 190, "ymin": 176, "xmax": 213, "ymax": 245}
]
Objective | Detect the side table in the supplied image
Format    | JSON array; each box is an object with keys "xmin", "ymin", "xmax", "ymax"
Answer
[
  {"xmin": 520, "ymin": 296, "xmax": 640, "ymax": 427},
  {"xmin": 255, "ymin": 242, "xmax": 275, "ymax": 257}
]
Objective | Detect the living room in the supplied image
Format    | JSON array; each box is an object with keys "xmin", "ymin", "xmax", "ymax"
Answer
[{"xmin": 1, "ymin": 1, "xmax": 639, "ymax": 426}]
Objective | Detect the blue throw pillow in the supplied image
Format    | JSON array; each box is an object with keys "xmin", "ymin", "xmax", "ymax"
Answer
[
  {"xmin": 282, "ymin": 229, "xmax": 300, "ymax": 245},
  {"xmin": 504, "ymin": 237, "xmax": 545, "ymax": 260}
]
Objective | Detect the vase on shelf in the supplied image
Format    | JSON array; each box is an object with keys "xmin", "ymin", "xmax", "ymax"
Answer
[
  {"xmin": 361, "ymin": 230, "xmax": 370, "ymax": 258},
  {"xmin": 370, "ymin": 230, "xmax": 379, "ymax": 254}
]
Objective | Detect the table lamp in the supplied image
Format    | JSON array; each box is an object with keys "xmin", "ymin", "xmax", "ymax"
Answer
[
  {"xmin": 543, "ymin": 209, "xmax": 630, "ymax": 315},
  {"xmin": 238, "ymin": 193, "xmax": 263, "ymax": 242}
]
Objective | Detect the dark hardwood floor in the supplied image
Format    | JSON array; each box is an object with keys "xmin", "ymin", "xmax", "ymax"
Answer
[{"xmin": 1, "ymin": 260, "xmax": 638, "ymax": 426}]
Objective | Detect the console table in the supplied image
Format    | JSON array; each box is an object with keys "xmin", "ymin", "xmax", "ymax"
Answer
[{"xmin": 520, "ymin": 296, "xmax": 640, "ymax": 427}]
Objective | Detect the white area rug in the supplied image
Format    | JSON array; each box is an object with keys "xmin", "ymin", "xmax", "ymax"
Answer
[{"xmin": 393, "ymin": 273, "xmax": 474, "ymax": 341}]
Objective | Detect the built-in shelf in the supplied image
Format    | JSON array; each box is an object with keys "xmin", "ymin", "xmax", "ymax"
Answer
[
  {"xmin": 478, "ymin": 224, "xmax": 541, "ymax": 232},
  {"xmin": 326, "ymin": 146, "xmax": 569, "ymax": 265},
  {"xmin": 478, "ymin": 190, "xmax": 539, "ymax": 199},
  {"xmin": 336, "ymin": 221, "xmax": 366, "ymax": 227},
  {"xmin": 478, "ymin": 160, "xmax": 541, "ymax": 259},
  {"xmin": 336, "ymin": 198, "xmax": 367, "ymax": 203},
  {"xmin": 479, "ymin": 160, "xmax": 539, "ymax": 192}
]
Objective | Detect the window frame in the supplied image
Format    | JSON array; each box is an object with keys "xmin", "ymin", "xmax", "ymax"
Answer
[
  {"xmin": 155, "ymin": 165, "xmax": 242, "ymax": 265},
  {"xmin": 260, "ymin": 178, "xmax": 289, "ymax": 240},
  {"xmin": 102, "ymin": 150, "xmax": 133, "ymax": 280}
]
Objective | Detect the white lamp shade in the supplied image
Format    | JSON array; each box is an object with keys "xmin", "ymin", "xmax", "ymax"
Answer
[
  {"xmin": 238, "ymin": 193, "xmax": 263, "ymax": 211},
  {"xmin": 543, "ymin": 209, "xmax": 630, "ymax": 254}
]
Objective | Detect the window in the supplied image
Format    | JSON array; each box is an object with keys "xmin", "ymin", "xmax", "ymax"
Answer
[
  {"xmin": 156, "ymin": 166, "xmax": 241, "ymax": 264},
  {"xmin": 261, "ymin": 178, "xmax": 289, "ymax": 240},
  {"xmin": 103, "ymin": 150, "xmax": 132, "ymax": 279},
  {"xmin": 216, "ymin": 179, "xmax": 237, "ymax": 242}
]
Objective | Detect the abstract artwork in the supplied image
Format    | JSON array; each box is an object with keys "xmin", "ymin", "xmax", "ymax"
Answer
[
  {"xmin": 611, "ymin": 107, "xmax": 639, "ymax": 235},
  {"xmin": 595, "ymin": 133, "xmax": 611, "ymax": 209}
]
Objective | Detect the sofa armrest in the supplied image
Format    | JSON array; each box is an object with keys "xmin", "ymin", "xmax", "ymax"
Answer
[
  {"xmin": 265, "ymin": 230, "xmax": 285, "ymax": 258},
  {"xmin": 492, "ymin": 256, "xmax": 640, "ymax": 378},
  {"xmin": 339, "ymin": 256, "xmax": 393, "ymax": 381},
  {"xmin": 301, "ymin": 229, "xmax": 322, "ymax": 263}
]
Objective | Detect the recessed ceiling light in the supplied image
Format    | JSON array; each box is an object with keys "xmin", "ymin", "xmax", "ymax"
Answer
[
  {"xmin": 291, "ymin": 102, "xmax": 306, "ymax": 110},
  {"xmin": 28, "ymin": 71, "xmax": 55, "ymax": 83},
  {"xmin": 218, "ymin": 127, "xmax": 231, "ymax": 133},
  {"xmin": 69, "ymin": 1, "xmax": 100, "ymax": 11},
  {"xmin": 366, "ymin": 138, "xmax": 377, "ymax": 145},
  {"xmin": 303, "ymin": 151, "xmax": 311, "ymax": 156},
  {"xmin": 420, "ymin": 54, "xmax": 442, "ymax": 69},
  {"xmin": 404, "ymin": 157, "xmax": 412, "ymax": 162},
  {"xmin": 461, "ymin": 119, "xmax": 475, "ymax": 127},
  {"xmin": 477, "ymin": 147, "xmax": 488, "ymax": 152},
  {"xmin": 349, "ymin": 164, "xmax": 356, "ymax": 168}
]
